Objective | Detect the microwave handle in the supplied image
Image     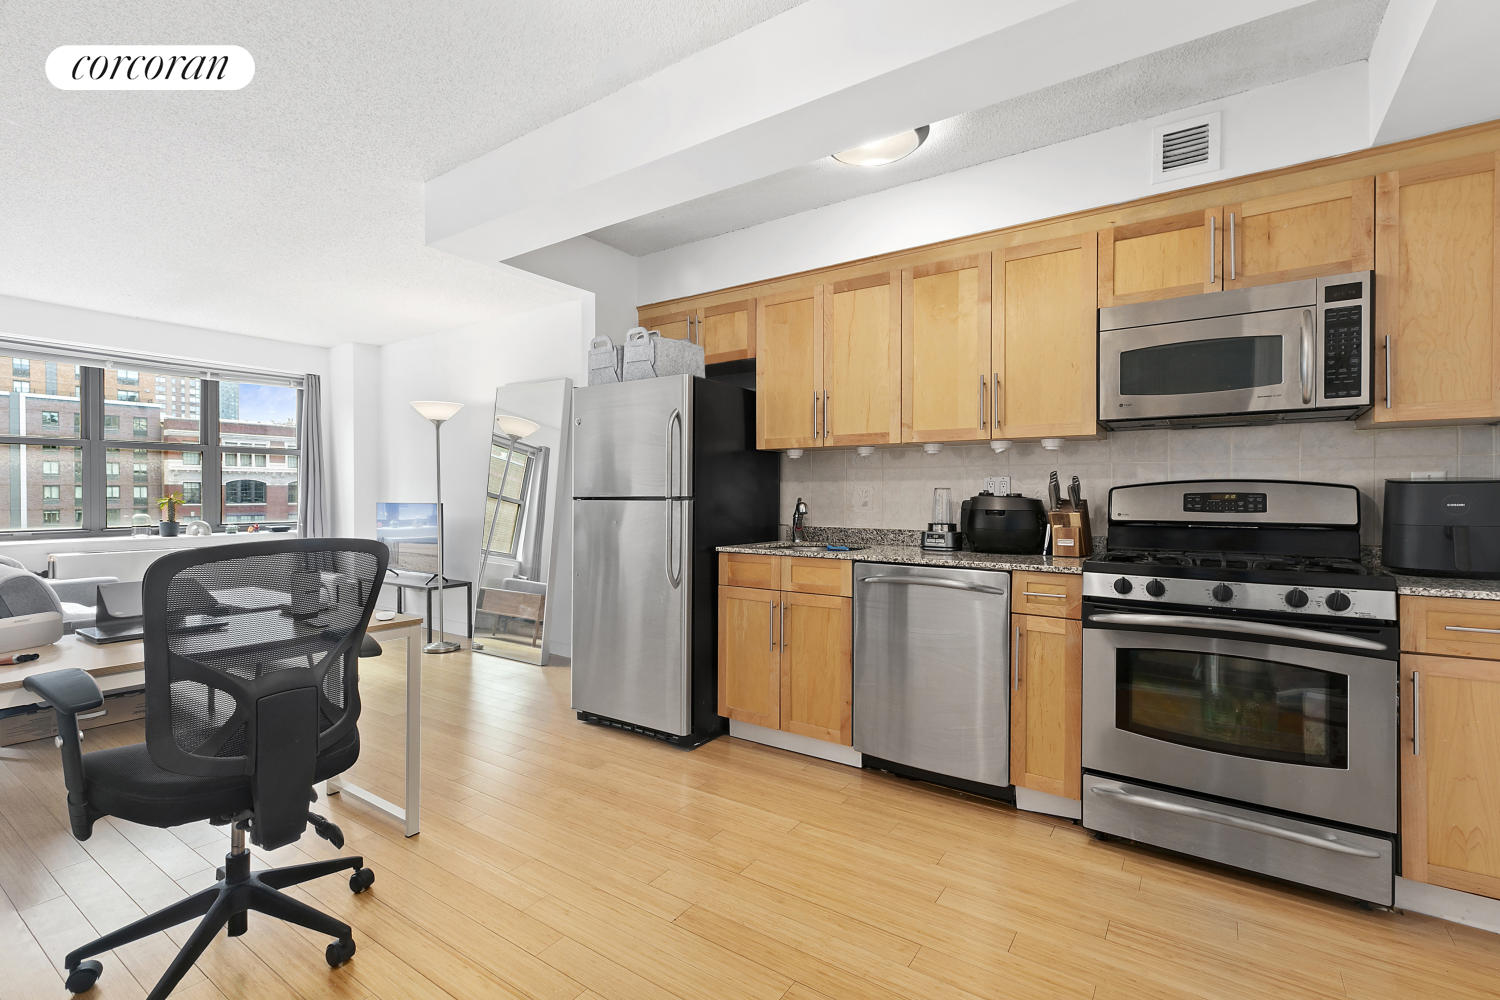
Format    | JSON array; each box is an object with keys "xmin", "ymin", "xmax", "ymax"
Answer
[{"xmin": 1301, "ymin": 309, "xmax": 1313, "ymax": 405}]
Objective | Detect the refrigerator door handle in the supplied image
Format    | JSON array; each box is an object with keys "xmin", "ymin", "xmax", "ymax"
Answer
[
  {"xmin": 665, "ymin": 408, "xmax": 682, "ymax": 497},
  {"xmin": 665, "ymin": 500, "xmax": 683, "ymax": 589}
]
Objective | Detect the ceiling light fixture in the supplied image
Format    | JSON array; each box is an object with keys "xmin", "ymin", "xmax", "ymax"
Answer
[{"xmin": 833, "ymin": 126, "xmax": 929, "ymax": 166}]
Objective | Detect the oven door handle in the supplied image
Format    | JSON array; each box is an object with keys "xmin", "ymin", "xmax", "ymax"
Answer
[
  {"xmin": 1091, "ymin": 786, "xmax": 1382, "ymax": 858},
  {"xmin": 1086, "ymin": 612, "xmax": 1387, "ymax": 651}
]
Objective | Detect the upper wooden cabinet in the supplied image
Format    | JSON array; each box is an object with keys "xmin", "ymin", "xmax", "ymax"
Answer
[
  {"xmin": 902, "ymin": 254, "xmax": 992, "ymax": 443},
  {"xmin": 994, "ymin": 233, "xmax": 1100, "ymax": 440},
  {"xmin": 701, "ymin": 299, "xmax": 756, "ymax": 365},
  {"xmin": 756, "ymin": 286, "xmax": 824, "ymax": 450},
  {"xmin": 825, "ymin": 271, "xmax": 902, "ymax": 447},
  {"xmin": 1222, "ymin": 178, "xmax": 1374, "ymax": 289},
  {"xmin": 1099, "ymin": 209, "xmax": 1221, "ymax": 307},
  {"xmin": 638, "ymin": 305, "xmax": 697, "ymax": 344},
  {"xmin": 1371, "ymin": 154, "xmax": 1500, "ymax": 425}
]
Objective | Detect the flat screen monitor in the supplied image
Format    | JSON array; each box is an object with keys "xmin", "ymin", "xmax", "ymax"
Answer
[{"xmin": 375, "ymin": 502, "xmax": 440, "ymax": 576}]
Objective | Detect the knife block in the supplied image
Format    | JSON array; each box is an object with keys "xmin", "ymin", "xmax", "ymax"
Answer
[{"xmin": 1048, "ymin": 500, "xmax": 1093, "ymax": 558}]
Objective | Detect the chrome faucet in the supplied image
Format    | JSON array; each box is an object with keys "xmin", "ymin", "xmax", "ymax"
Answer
[{"xmin": 792, "ymin": 497, "xmax": 809, "ymax": 543}]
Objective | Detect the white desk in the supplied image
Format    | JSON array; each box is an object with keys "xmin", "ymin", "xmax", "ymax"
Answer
[{"xmin": 0, "ymin": 612, "xmax": 427, "ymax": 837}]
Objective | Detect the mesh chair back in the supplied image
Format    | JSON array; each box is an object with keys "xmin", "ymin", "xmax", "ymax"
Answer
[{"xmin": 141, "ymin": 539, "xmax": 386, "ymax": 845}]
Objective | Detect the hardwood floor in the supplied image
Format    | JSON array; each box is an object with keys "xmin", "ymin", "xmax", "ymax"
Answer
[{"xmin": 2, "ymin": 642, "xmax": 1498, "ymax": 1000}]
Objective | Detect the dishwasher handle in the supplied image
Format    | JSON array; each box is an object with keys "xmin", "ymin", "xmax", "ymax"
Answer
[{"xmin": 860, "ymin": 575, "xmax": 1007, "ymax": 597}]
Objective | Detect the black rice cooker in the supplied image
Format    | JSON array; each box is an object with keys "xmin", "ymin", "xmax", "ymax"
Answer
[{"xmin": 961, "ymin": 492, "xmax": 1048, "ymax": 554}]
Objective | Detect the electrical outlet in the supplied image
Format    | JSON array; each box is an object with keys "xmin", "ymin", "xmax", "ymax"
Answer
[
  {"xmin": 985, "ymin": 477, "xmax": 1010, "ymax": 494},
  {"xmin": 1410, "ymin": 471, "xmax": 1448, "ymax": 481}
]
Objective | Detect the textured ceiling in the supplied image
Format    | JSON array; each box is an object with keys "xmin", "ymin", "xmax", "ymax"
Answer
[
  {"xmin": 0, "ymin": 1, "xmax": 807, "ymax": 347},
  {"xmin": 589, "ymin": 0, "xmax": 1391, "ymax": 257}
]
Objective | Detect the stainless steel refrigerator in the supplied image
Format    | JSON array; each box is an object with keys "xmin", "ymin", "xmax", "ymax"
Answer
[{"xmin": 571, "ymin": 375, "xmax": 778, "ymax": 747}]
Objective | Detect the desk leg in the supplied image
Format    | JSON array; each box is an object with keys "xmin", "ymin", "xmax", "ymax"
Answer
[
  {"xmin": 327, "ymin": 623, "xmax": 421, "ymax": 837},
  {"xmin": 466, "ymin": 583, "xmax": 473, "ymax": 640},
  {"xmin": 425, "ymin": 590, "xmax": 433, "ymax": 645}
]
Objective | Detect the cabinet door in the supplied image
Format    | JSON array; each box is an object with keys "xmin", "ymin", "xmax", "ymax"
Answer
[
  {"xmin": 825, "ymin": 271, "xmax": 901, "ymax": 446},
  {"xmin": 1223, "ymin": 178, "xmax": 1374, "ymax": 290},
  {"xmin": 994, "ymin": 233, "xmax": 1099, "ymax": 440},
  {"xmin": 901, "ymin": 254, "xmax": 992, "ymax": 443},
  {"xmin": 757, "ymin": 286, "xmax": 824, "ymax": 450},
  {"xmin": 718, "ymin": 586, "xmax": 780, "ymax": 729},
  {"xmin": 702, "ymin": 299, "xmax": 756, "ymax": 365},
  {"xmin": 1099, "ymin": 209, "xmax": 1221, "ymax": 307},
  {"xmin": 1402, "ymin": 653, "xmax": 1500, "ymax": 900},
  {"xmin": 1373, "ymin": 155, "xmax": 1500, "ymax": 425},
  {"xmin": 780, "ymin": 592, "xmax": 852, "ymax": 745},
  {"xmin": 639, "ymin": 306, "xmax": 699, "ymax": 344},
  {"xmin": 1009, "ymin": 613, "xmax": 1082, "ymax": 799}
]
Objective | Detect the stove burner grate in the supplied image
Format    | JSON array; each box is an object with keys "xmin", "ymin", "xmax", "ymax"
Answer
[{"xmin": 1094, "ymin": 548, "xmax": 1371, "ymax": 575}]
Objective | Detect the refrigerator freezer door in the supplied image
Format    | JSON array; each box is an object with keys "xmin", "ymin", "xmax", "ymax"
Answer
[
  {"xmin": 573, "ymin": 377, "xmax": 692, "ymax": 498},
  {"xmin": 572, "ymin": 497, "xmax": 691, "ymax": 735}
]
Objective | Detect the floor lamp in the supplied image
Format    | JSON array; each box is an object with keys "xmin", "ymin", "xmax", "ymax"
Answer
[{"xmin": 410, "ymin": 400, "xmax": 464, "ymax": 653}]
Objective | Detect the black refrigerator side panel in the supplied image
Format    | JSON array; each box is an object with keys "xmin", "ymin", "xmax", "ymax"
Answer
[{"xmin": 689, "ymin": 378, "xmax": 780, "ymax": 739}]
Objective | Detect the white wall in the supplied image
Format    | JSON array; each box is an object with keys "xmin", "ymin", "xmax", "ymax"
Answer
[
  {"xmin": 635, "ymin": 62, "xmax": 1370, "ymax": 304},
  {"xmin": 328, "ymin": 343, "xmax": 381, "ymax": 540},
  {"xmin": 502, "ymin": 235, "xmax": 640, "ymax": 378},
  {"xmin": 374, "ymin": 300, "xmax": 583, "ymax": 653}
]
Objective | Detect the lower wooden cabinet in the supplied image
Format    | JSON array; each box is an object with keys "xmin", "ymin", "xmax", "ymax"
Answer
[
  {"xmin": 717, "ymin": 586, "xmax": 780, "ymax": 730},
  {"xmin": 780, "ymin": 593, "xmax": 852, "ymax": 745},
  {"xmin": 1401, "ymin": 652, "xmax": 1500, "ymax": 899},
  {"xmin": 1009, "ymin": 612, "xmax": 1083, "ymax": 800}
]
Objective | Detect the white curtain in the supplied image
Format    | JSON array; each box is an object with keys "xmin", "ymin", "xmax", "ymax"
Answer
[{"xmin": 300, "ymin": 373, "xmax": 331, "ymax": 537}]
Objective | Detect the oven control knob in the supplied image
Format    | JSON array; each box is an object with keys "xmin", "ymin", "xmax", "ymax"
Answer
[
  {"xmin": 1211, "ymin": 583, "xmax": 1234, "ymax": 603},
  {"xmin": 1326, "ymin": 591, "xmax": 1352, "ymax": 612},
  {"xmin": 1113, "ymin": 577, "xmax": 1133, "ymax": 594},
  {"xmin": 1145, "ymin": 579, "xmax": 1166, "ymax": 598},
  {"xmin": 1284, "ymin": 588, "xmax": 1309, "ymax": 608}
]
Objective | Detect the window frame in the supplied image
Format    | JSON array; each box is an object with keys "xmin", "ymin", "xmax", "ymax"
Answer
[{"xmin": 0, "ymin": 364, "xmax": 303, "ymax": 538}]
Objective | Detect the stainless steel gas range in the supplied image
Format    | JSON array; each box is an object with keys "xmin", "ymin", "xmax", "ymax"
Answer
[{"xmin": 1081, "ymin": 480, "xmax": 1399, "ymax": 905}]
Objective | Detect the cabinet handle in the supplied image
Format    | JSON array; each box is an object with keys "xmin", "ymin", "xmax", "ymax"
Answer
[
  {"xmin": 1012, "ymin": 624, "xmax": 1022, "ymax": 691},
  {"xmin": 813, "ymin": 391, "xmax": 820, "ymax": 440},
  {"xmin": 1445, "ymin": 625, "xmax": 1500, "ymax": 634},
  {"xmin": 1209, "ymin": 214, "xmax": 1217, "ymax": 286},
  {"xmin": 979, "ymin": 375, "xmax": 986, "ymax": 429},
  {"xmin": 780, "ymin": 600, "xmax": 786, "ymax": 649},
  {"xmin": 1412, "ymin": 670, "xmax": 1420, "ymax": 755},
  {"xmin": 770, "ymin": 601, "xmax": 776, "ymax": 651},
  {"xmin": 1228, "ymin": 211, "xmax": 1236, "ymax": 281},
  {"xmin": 1384, "ymin": 335, "xmax": 1392, "ymax": 409},
  {"xmin": 1021, "ymin": 591, "xmax": 1063, "ymax": 599},
  {"xmin": 993, "ymin": 371, "xmax": 1001, "ymax": 428},
  {"xmin": 823, "ymin": 393, "xmax": 830, "ymax": 439}
]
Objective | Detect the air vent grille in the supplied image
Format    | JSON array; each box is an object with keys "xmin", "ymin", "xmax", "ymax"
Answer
[
  {"xmin": 1150, "ymin": 112, "xmax": 1220, "ymax": 184},
  {"xmin": 1160, "ymin": 123, "xmax": 1210, "ymax": 172}
]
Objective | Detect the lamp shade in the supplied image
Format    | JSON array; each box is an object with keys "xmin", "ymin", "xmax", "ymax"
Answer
[
  {"xmin": 495, "ymin": 414, "xmax": 541, "ymax": 439},
  {"xmin": 410, "ymin": 400, "xmax": 464, "ymax": 423}
]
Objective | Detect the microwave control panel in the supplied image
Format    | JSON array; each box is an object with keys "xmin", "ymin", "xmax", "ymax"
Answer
[{"xmin": 1323, "ymin": 304, "xmax": 1363, "ymax": 399}]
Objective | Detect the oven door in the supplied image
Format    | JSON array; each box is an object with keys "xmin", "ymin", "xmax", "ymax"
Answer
[
  {"xmin": 1099, "ymin": 308, "xmax": 1316, "ymax": 422},
  {"xmin": 1082, "ymin": 622, "xmax": 1397, "ymax": 833}
]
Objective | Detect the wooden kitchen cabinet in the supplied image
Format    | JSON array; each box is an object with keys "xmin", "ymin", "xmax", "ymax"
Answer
[
  {"xmin": 756, "ymin": 285, "xmax": 824, "ymax": 450},
  {"xmin": 718, "ymin": 585, "xmax": 781, "ymax": 730},
  {"xmin": 638, "ymin": 305, "xmax": 698, "ymax": 344},
  {"xmin": 1371, "ymin": 154, "xmax": 1500, "ymax": 425},
  {"xmin": 701, "ymin": 298, "xmax": 756, "ymax": 365},
  {"xmin": 902, "ymin": 254, "xmax": 992, "ymax": 443},
  {"xmin": 1011, "ymin": 570, "xmax": 1082, "ymax": 619},
  {"xmin": 1009, "ymin": 613, "xmax": 1083, "ymax": 800},
  {"xmin": 780, "ymin": 592, "xmax": 853, "ymax": 745},
  {"xmin": 717, "ymin": 553, "xmax": 853, "ymax": 745},
  {"xmin": 993, "ymin": 233, "xmax": 1100, "ymax": 440},
  {"xmin": 1401, "ymin": 651, "xmax": 1500, "ymax": 900},
  {"xmin": 1222, "ymin": 178, "xmax": 1374, "ymax": 290},
  {"xmin": 1099, "ymin": 208, "xmax": 1222, "ymax": 307},
  {"xmin": 825, "ymin": 271, "xmax": 902, "ymax": 447}
]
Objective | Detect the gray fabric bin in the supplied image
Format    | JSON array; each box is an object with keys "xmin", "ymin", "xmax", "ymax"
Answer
[
  {"xmin": 587, "ymin": 335, "xmax": 623, "ymax": 385},
  {"xmin": 622, "ymin": 327, "xmax": 705, "ymax": 380}
]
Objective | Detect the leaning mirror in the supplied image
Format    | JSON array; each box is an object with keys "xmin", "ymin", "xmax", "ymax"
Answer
[{"xmin": 472, "ymin": 378, "xmax": 572, "ymax": 665}]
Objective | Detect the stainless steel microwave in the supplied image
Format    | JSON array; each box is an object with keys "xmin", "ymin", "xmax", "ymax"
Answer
[{"xmin": 1098, "ymin": 272, "xmax": 1372, "ymax": 428}]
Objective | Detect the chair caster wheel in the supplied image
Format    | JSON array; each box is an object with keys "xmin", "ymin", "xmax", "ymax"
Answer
[
  {"xmin": 65, "ymin": 960, "xmax": 103, "ymax": 993},
  {"xmin": 326, "ymin": 937, "xmax": 356, "ymax": 967},
  {"xmin": 349, "ymin": 868, "xmax": 374, "ymax": 893}
]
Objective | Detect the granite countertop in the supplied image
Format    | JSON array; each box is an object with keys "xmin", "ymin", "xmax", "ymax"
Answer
[
  {"xmin": 1390, "ymin": 574, "xmax": 1500, "ymax": 601},
  {"xmin": 716, "ymin": 540, "xmax": 1084, "ymax": 575}
]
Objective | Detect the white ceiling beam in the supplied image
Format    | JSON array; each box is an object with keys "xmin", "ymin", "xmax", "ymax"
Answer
[
  {"xmin": 427, "ymin": 0, "xmax": 1316, "ymax": 264},
  {"xmin": 1372, "ymin": 0, "xmax": 1500, "ymax": 146}
]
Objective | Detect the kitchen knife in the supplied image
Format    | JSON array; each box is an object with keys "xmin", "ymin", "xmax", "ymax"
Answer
[
  {"xmin": 1048, "ymin": 471, "xmax": 1060, "ymax": 512},
  {"xmin": 1069, "ymin": 476, "xmax": 1081, "ymax": 511}
]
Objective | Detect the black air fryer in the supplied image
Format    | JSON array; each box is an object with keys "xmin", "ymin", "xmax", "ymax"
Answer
[
  {"xmin": 961, "ymin": 492, "xmax": 1048, "ymax": 554},
  {"xmin": 1383, "ymin": 479, "xmax": 1500, "ymax": 578}
]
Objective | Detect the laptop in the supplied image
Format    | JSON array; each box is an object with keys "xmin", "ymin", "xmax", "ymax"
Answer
[{"xmin": 76, "ymin": 581, "xmax": 144, "ymax": 644}]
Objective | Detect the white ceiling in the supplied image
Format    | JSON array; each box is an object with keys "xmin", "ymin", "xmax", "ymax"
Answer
[
  {"xmin": 588, "ymin": 0, "xmax": 1391, "ymax": 256},
  {"xmin": 0, "ymin": 0, "xmax": 806, "ymax": 347}
]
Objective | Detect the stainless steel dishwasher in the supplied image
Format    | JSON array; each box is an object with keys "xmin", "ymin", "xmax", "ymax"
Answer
[{"xmin": 853, "ymin": 563, "xmax": 1011, "ymax": 787}]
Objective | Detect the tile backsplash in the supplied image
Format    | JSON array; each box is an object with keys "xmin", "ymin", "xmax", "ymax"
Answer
[{"xmin": 779, "ymin": 422, "xmax": 1500, "ymax": 545}]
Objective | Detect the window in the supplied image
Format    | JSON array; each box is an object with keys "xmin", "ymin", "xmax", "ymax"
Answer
[
  {"xmin": 223, "ymin": 454, "xmax": 236, "ymax": 467},
  {"xmin": 12, "ymin": 359, "xmax": 29, "ymax": 376},
  {"xmin": 74, "ymin": 485, "xmax": 83, "ymax": 500},
  {"xmin": 287, "ymin": 454, "xmax": 299, "ymax": 470},
  {"xmin": 183, "ymin": 452, "xmax": 201, "ymax": 466},
  {"xmin": 12, "ymin": 380, "xmax": 30, "ymax": 394},
  {"xmin": 182, "ymin": 482, "xmax": 201, "ymax": 504},
  {"xmin": 133, "ymin": 486, "xmax": 148, "ymax": 501},
  {"xmin": 104, "ymin": 416, "xmax": 119, "ymax": 432},
  {"xmin": 75, "ymin": 510, "xmax": 83, "ymax": 524},
  {"xmin": 106, "ymin": 462, "xmax": 119, "ymax": 476},
  {"xmin": 106, "ymin": 486, "xmax": 120, "ymax": 500},
  {"xmin": 43, "ymin": 485, "xmax": 59, "ymax": 500},
  {"xmin": 134, "ymin": 462, "xmax": 148, "ymax": 481},
  {"xmin": 116, "ymin": 370, "xmax": 138, "ymax": 385},
  {"xmin": 254, "ymin": 453, "xmax": 266, "ymax": 468},
  {"xmin": 41, "ymin": 411, "xmax": 59, "ymax": 427},
  {"xmin": 287, "ymin": 483, "xmax": 298, "ymax": 505},
  {"xmin": 42, "ymin": 461, "xmax": 60, "ymax": 475},
  {"xmin": 74, "ymin": 413, "xmax": 80, "ymax": 436},
  {"xmin": 117, "ymin": 390, "xmax": 139, "ymax": 402},
  {"xmin": 43, "ymin": 511, "xmax": 60, "ymax": 524},
  {"xmin": 132, "ymin": 417, "xmax": 147, "ymax": 436},
  {"xmin": 225, "ymin": 479, "xmax": 266, "ymax": 505}
]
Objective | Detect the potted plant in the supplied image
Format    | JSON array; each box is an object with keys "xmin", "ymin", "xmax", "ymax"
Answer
[{"xmin": 156, "ymin": 492, "xmax": 184, "ymax": 536}]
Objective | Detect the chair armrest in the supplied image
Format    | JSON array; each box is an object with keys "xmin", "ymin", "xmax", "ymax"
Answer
[{"xmin": 22, "ymin": 668, "xmax": 104, "ymax": 716}]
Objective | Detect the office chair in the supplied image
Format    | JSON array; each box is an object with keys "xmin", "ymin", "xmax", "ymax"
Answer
[{"xmin": 23, "ymin": 538, "xmax": 389, "ymax": 999}]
